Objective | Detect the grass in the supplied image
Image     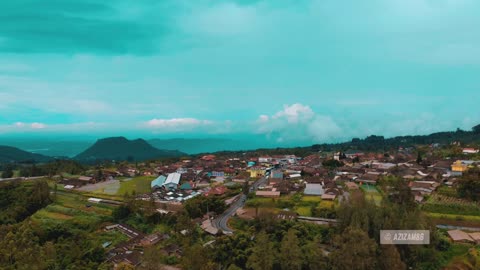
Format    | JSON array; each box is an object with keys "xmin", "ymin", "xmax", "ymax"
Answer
[
  {"xmin": 441, "ymin": 244, "xmax": 478, "ymax": 269},
  {"xmin": 318, "ymin": 200, "xmax": 335, "ymax": 209},
  {"xmin": 301, "ymin": 196, "xmax": 323, "ymax": 203},
  {"xmin": 295, "ymin": 206, "xmax": 312, "ymax": 216},
  {"xmin": 360, "ymin": 184, "xmax": 382, "ymax": 205},
  {"xmin": 117, "ymin": 176, "xmax": 155, "ymax": 196},
  {"xmin": 245, "ymin": 194, "xmax": 338, "ymax": 218}
]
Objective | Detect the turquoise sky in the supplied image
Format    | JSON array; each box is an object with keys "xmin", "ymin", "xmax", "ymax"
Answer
[{"xmin": 0, "ymin": 0, "xmax": 479, "ymax": 145}]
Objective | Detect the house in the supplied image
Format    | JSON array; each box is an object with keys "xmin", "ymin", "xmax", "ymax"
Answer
[
  {"xmin": 151, "ymin": 175, "xmax": 166, "ymax": 190},
  {"xmin": 469, "ymin": 232, "xmax": 480, "ymax": 244},
  {"xmin": 180, "ymin": 182, "xmax": 192, "ymax": 190},
  {"xmin": 271, "ymin": 170, "xmax": 284, "ymax": 179},
  {"xmin": 345, "ymin": 182, "xmax": 359, "ymax": 190},
  {"xmin": 140, "ymin": 233, "xmax": 162, "ymax": 247},
  {"xmin": 164, "ymin": 173, "xmax": 181, "ymax": 190},
  {"xmin": 211, "ymin": 171, "xmax": 225, "ymax": 178},
  {"xmin": 321, "ymin": 194, "xmax": 336, "ymax": 201},
  {"xmin": 345, "ymin": 150, "xmax": 364, "ymax": 159},
  {"xmin": 258, "ymin": 157, "xmax": 273, "ymax": 163},
  {"xmin": 409, "ymin": 181, "xmax": 439, "ymax": 194},
  {"xmin": 447, "ymin": 230, "xmax": 474, "ymax": 243},
  {"xmin": 304, "ymin": 183, "xmax": 324, "ymax": 196},
  {"xmin": 256, "ymin": 190, "xmax": 281, "ymax": 198},
  {"xmin": 248, "ymin": 167, "xmax": 265, "ymax": 178},
  {"xmin": 78, "ymin": 176, "xmax": 94, "ymax": 183},
  {"xmin": 451, "ymin": 160, "xmax": 475, "ymax": 174},
  {"xmin": 288, "ymin": 173, "xmax": 302, "ymax": 180},
  {"xmin": 463, "ymin": 148, "xmax": 479, "ymax": 154}
]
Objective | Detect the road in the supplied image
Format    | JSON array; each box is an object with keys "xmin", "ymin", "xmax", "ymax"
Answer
[
  {"xmin": 213, "ymin": 177, "xmax": 268, "ymax": 234},
  {"xmin": 0, "ymin": 176, "xmax": 49, "ymax": 182}
]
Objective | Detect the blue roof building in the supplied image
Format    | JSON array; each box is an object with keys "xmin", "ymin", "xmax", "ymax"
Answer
[{"xmin": 151, "ymin": 175, "xmax": 166, "ymax": 189}]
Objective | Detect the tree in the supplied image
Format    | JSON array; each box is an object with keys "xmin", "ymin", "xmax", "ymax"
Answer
[
  {"xmin": 377, "ymin": 246, "xmax": 406, "ymax": 270},
  {"xmin": 1, "ymin": 165, "xmax": 14, "ymax": 178},
  {"xmin": 473, "ymin": 124, "xmax": 480, "ymax": 134},
  {"xmin": 247, "ymin": 231, "xmax": 275, "ymax": 270},
  {"xmin": 181, "ymin": 244, "xmax": 212, "ymax": 270},
  {"xmin": 303, "ymin": 237, "xmax": 328, "ymax": 270},
  {"xmin": 330, "ymin": 227, "xmax": 378, "ymax": 270},
  {"xmin": 416, "ymin": 152, "xmax": 422, "ymax": 164},
  {"xmin": 457, "ymin": 168, "xmax": 480, "ymax": 201},
  {"xmin": 279, "ymin": 229, "xmax": 303, "ymax": 270}
]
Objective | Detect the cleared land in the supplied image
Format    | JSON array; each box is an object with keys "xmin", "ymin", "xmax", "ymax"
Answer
[
  {"xmin": 117, "ymin": 176, "xmax": 154, "ymax": 196},
  {"xmin": 245, "ymin": 194, "xmax": 337, "ymax": 217},
  {"xmin": 77, "ymin": 179, "xmax": 120, "ymax": 194}
]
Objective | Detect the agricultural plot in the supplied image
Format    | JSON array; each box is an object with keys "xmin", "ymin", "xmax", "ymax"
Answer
[
  {"xmin": 245, "ymin": 194, "xmax": 338, "ymax": 218},
  {"xmin": 32, "ymin": 191, "xmax": 114, "ymax": 229},
  {"xmin": 423, "ymin": 194, "xmax": 480, "ymax": 216},
  {"xmin": 360, "ymin": 184, "xmax": 382, "ymax": 205},
  {"xmin": 117, "ymin": 176, "xmax": 155, "ymax": 196}
]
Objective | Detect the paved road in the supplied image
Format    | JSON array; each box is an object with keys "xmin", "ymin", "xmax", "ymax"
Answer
[{"xmin": 213, "ymin": 177, "xmax": 268, "ymax": 234}]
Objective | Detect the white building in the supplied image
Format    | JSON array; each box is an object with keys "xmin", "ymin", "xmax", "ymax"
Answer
[{"xmin": 164, "ymin": 173, "xmax": 181, "ymax": 190}]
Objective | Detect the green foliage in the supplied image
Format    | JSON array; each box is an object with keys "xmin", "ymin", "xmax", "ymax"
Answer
[
  {"xmin": 0, "ymin": 180, "xmax": 51, "ymax": 224},
  {"xmin": 457, "ymin": 168, "xmax": 480, "ymax": 201},
  {"xmin": 330, "ymin": 227, "xmax": 378, "ymax": 270},
  {"xmin": 247, "ymin": 231, "xmax": 275, "ymax": 270},
  {"xmin": 279, "ymin": 229, "xmax": 303, "ymax": 270},
  {"xmin": 1, "ymin": 164, "xmax": 14, "ymax": 178},
  {"xmin": 184, "ymin": 196, "xmax": 227, "ymax": 219}
]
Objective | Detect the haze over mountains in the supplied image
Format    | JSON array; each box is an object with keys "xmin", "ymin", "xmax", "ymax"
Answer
[{"xmin": 1, "ymin": 124, "xmax": 479, "ymax": 164}]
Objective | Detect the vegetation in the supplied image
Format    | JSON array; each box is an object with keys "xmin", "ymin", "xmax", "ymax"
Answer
[
  {"xmin": 0, "ymin": 180, "xmax": 51, "ymax": 224},
  {"xmin": 457, "ymin": 168, "xmax": 480, "ymax": 201},
  {"xmin": 74, "ymin": 136, "xmax": 186, "ymax": 163}
]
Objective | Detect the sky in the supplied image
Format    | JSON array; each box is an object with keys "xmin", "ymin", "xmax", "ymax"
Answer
[{"xmin": 0, "ymin": 0, "xmax": 479, "ymax": 146}]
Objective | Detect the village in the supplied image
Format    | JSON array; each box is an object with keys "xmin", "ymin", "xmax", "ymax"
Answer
[{"xmin": 55, "ymin": 144, "xmax": 480, "ymax": 268}]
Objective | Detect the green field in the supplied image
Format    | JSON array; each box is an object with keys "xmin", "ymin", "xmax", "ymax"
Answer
[
  {"xmin": 117, "ymin": 176, "xmax": 155, "ymax": 196},
  {"xmin": 32, "ymin": 191, "xmax": 114, "ymax": 229},
  {"xmin": 301, "ymin": 196, "xmax": 323, "ymax": 203},
  {"xmin": 360, "ymin": 184, "xmax": 382, "ymax": 205},
  {"xmin": 246, "ymin": 194, "xmax": 337, "ymax": 217}
]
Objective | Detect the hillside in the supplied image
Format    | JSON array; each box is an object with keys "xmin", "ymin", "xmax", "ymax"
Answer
[
  {"xmin": 0, "ymin": 145, "xmax": 54, "ymax": 163},
  {"xmin": 75, "ymin": 137, "xmax": 186, "ymax": 162}
]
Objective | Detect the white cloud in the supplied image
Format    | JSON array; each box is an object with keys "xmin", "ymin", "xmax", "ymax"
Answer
[
  {"xmin": 256, "ymin": 103, "xmax": 342, "ymax": 143},
  {"xmin": 145, "ymin": 118, "xmax": 213, "ymax": 131},
  {"xmin": 31, "ymin": 122, "xmax": 46, "ymax": 129}
]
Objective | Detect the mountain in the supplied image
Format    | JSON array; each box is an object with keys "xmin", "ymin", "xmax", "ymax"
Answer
[
  {"xmin": 74, "ymin": 137, "xmax": 187, "ymax": 162},
  {"xmin": 0, "ymin": 145, "xmax": 54, "ymax": 163},
  {"xmin": 148, "ymin": 138, "xmax": 272, "ymax": 154}
]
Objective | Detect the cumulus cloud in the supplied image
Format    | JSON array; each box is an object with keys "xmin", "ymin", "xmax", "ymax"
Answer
[
  {"xmin": 256, "ymin": 103, "xmax": 342, "ymax": 143},
  {"xmin": 145, "ymin": 118, "xmax": 213, "ymax": 131}
]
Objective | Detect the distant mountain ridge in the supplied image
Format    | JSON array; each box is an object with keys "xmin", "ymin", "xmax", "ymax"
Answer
[
  {"xmin": 0, "ymin": 145, "xmax": 54, "ymax": 163},
  {"xmin": 148, "ymin": 138, "xmax": 246, "ymax": 154},
  {"xmin": 74, "ymin": 137, "xmax": 186, "ymax": 162}
]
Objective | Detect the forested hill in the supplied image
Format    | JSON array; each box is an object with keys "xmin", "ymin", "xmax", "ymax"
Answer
[
  {"xmin": 74, "ymin": 137, "xmax": 187, "ymax": 162},
  {"xmin": 204, "ymin": 124, "xmax": 480, "ymax": 157},
  {"xmin": 311, "ymin": 125, "xmax": 480, "ymax": 152},
  {"xmin": 0, "ymin": 145, "xmax": 54, "ymax": 163}
]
